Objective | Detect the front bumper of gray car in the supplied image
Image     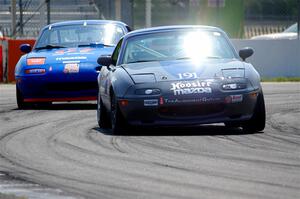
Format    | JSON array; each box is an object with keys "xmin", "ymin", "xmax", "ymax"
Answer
[{"xmin": 116, "ymin": 78, "xmax": 260, "ymax": 126}]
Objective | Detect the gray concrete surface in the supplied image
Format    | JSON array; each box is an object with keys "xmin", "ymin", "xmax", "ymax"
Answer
[
  {"xmin": 0, "ymin": 83, "xmax": 299, "ymax": 199},
  {"xmin": 231, "ymin": 39, "xmax": 300, "ymax": 77}
]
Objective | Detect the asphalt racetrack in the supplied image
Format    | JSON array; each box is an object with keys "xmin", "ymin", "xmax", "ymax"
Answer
[{"xmin": 0, "ymin": 83, "xmax": 299, "ymax": 199}]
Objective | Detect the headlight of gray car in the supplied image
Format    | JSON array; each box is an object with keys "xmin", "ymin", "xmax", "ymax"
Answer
[
  {"xmin": 131, "ymin": 74, "xmax": 156, "ymax": 84},
  {"xmin": 135, "ymin": 88, "xmax": 161, "ymax": 95},
  {"xmin": 222, "ymin": 68, "xmax": 245, "ymax": 78},
  {"xmin": 222, "ymin": 83, "xmax": 247, "ymax": 90}
]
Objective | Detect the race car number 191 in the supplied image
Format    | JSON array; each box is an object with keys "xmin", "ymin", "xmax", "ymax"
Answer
[{"xmin": 178, "ymin": 72, "xmax": 198, "ymax": 79}]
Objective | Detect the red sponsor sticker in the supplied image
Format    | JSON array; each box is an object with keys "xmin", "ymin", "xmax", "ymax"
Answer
[
  {"xmin": 80, "ymin": 48, "xmax": 94, "ymax": 53},
  {"xmin": 225, "ymin": 95, "xmax": 243, "ymax": 103},
  {"xmin": 54, "ymin": 50, "xmax": 65, "ymax": 54},
  {"xmin": 231, "ymin": 95, "xmax": 243, "ymax": 103}
]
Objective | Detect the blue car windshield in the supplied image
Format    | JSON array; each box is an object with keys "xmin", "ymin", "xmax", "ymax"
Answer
[
  {"xmin": 123, "ymin": 29, "xmax": 236, "ymax": 64},
  {"xmin": 35, "ymin": 24, "xmax": 125, "ymax": 49}
]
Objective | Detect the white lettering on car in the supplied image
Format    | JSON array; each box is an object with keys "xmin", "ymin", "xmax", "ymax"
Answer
[
  {"xmin": 170, "ymin": 80, "xmax": 212, "ymax": 95},
  {"xmin": 56, "ymin": 56, "xmax": 87, "ymax": 61},
  {"xmin": 178, "ymin": 72, "xmax": 198, "ymax": 79}
]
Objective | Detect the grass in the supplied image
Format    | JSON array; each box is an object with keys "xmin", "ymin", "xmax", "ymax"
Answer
[
  {"xmin": 261, "ymin": 77, "xmax": 300, "ymax": 82},
  {"xmin": 0, "ymin": 193, "xmax": 27, "ymax": 199}
]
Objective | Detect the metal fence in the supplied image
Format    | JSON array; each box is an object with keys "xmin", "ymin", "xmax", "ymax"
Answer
[{"xmin": 0, "ymin": 0, "xmax": 299, "ymax": 39}]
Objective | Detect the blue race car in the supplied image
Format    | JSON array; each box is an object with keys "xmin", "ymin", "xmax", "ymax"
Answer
[
  {"xmin": 97, "ymin": 26, "xmax": 266, "ymax": 133},
  {"xmin": 15, "ymin": 20, "xmax": 131, "ymax": 109}
]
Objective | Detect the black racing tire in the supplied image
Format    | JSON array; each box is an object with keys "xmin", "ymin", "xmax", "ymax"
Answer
[
  {"xmin": 242, "ymin": 91, "xmax": 266, "ymax": 132},
  {"xmin": 110, "ymin": 93, "xmax": 128, "ymax": 134},
  {"xmin": 97, "ymin": 91, "xmax": 110, "ymax": 128},
  {"xmin": 16, "ymin": 86, "xmax": 32, "ymax": 109}
]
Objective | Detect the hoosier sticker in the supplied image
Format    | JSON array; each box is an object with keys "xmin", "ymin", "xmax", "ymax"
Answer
[{"xmin": 170, "ymin": 80, "xmax": 212, "ymax": 95}]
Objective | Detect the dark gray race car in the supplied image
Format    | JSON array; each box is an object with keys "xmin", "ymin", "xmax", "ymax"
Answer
[{"xmin": 96, "ymin": 26, "xmax": 266, "ymax": 133}]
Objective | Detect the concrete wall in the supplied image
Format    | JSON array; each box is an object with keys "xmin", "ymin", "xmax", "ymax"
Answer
[{"xmin": 231, "ymin": 39, "xmax": 300, "ymax": 77}]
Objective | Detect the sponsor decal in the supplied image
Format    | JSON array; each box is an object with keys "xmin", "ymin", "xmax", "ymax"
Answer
[
  {"xmin": 164, "ymin": 97, "xmax": 220, "ymax": 104},
  {"xmin": 160, "ymin": 60, "xmax": 205, "ymax": 79},
  {"xmin": 80, "ymin": 48, "xmax": 94, "ymax": 53},
  {"xmin": 63, "ymin": 63, "xmax": 79, "ymax": 73},
  {"xmin": 177, "ymin": 72, "xmax": 198, "ymax": 79},
  {"xmin": 159, "ymin": 97, "xmax": 164, "ymax": 105},
  {"xmin": 144, "ymin": 99, "xmax": 158, "ymax": 106},
  {"xmin": 62, "ymin": 60, "xmax": 80, "ymax": 64},
  {"xmin": 170, "ymin": 80, "xmax": 212, "ymax": 95},
  {"xmin": 67, "ymin": 48, "xmax": 77, "ymax": 53},
  {"xmin": 231, "ymin": 94, "xmax": 243, "ymax": 103},
  {"xmin": 54, "ymin": 50, "xmax": 65, "ymax": 54},
  {"xmin": 54, "ymin": 48, "xmax": 94, "ymax": 55},
  {"xmin": 56, "ymin": 56, "xmax": 87, "ymax": 61}
]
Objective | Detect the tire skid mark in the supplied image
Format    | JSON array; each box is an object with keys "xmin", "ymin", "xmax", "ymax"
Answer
[
  {"xmin": 86, "ymin": 129, "xmax": 116, "ymax": 151},
  {"xmin": 1, "ymin": 84, "xmax": 300, "ymax": 199},
  {"xmin": 31, "ymin": 137, "xmax": 248, "ymax": 199},
  {"xmin": 42, "ymin": 138, "xmax": 294, "ymax": 199},
  {"xmin": 117, "ymin": 136, "xmax": 300, "ymax": 190},
  {"xmin": 46, "ymin": 127, "xmax": 300, "ymax": 192},
  {"xmin": 123, "ymin": 135, "xmax": 300, "ymax": 169},
  {"xmin": 213, "ymin": 131, "xmax": 298, "ymax": 153},
  {"xmin": 0, "ymin": 122, "xmax": 45, "ymax": 141},
  {"xmin": 49, "ymin": 131, "xmax": 159, "ymax": 168},
  {"xmin": 151, "ymin": 161, "xmax": 300, "ymax": 190},
  {"xmin": 0, "ymin": 126, "xmax": 167, "ymax": 199},
  {"xmin": 0, "ymin": 118, "xmax": 106, "ymax": 198},
  {"xmin": 111, "ymin": 136, "xmax": 127, "ymax": 153}
]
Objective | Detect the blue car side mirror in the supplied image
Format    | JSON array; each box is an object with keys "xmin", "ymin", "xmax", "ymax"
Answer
[{"xmin": 20, "ymin": 44, "xmax": 32, "ymax": 53}]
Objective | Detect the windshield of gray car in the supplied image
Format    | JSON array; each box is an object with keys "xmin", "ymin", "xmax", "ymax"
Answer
[
  {"xmin": 122, "ymin": 29, "xmax": 236, "ymax": 64},
  {"xmin": 35, "ymin": 24, "xmax": 125, "ymax": 49}
]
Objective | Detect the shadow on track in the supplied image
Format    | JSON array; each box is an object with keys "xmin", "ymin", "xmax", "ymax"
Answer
[
  {"xmin": 93, "ymin": 125, "xmax": 264, "ymax": 137},
  {"xmin": 15, "ymin": 103, "xmax": 97, "ymax": 111}
]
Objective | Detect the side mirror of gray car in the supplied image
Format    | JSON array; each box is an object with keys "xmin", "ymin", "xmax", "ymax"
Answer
[
  {"xmin": 239, "ymin": 47, "xmax": 254, "ymax": 61},
  {"xmin": 97, "ymin": 55, "xmax": 112, "ymax": 67}
]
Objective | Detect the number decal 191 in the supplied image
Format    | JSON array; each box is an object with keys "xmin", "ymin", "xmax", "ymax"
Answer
[{"xmin": 178, "ymin": 72, "xmax": 198, "ymax": 79}]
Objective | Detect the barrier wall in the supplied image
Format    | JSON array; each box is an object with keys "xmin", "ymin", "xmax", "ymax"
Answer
[
  {"xmin": 1, "ymin": 39, "xmax": 299, "ymax": 82},
  {"xmin": 6, "ymin": 39, "xmax": 36, "ymax": 82},
  {"xmin": 231, "ymin": 39, "xmax": 300, "ymax": 77},
  {"xmin": 0, "ymin": 45, "xmax": 2, "ymax": 82}
]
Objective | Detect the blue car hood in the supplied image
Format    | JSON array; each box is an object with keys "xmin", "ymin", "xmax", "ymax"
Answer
[
  {"xmin": 27, "ymin": 47, "xmax": 114, "ymax": 64},
  {"xmin": 122, "ymin": 59, "xmax": 245, "ymax": 82}
]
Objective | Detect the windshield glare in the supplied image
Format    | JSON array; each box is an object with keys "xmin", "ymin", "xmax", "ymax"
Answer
[
  {"xmin": 123, "ymin": 30, "xmax": 236, "ymax": 64},
  {"xmin": 35, "ymin": 24, "xmax": 124, "ymax": 49}
]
